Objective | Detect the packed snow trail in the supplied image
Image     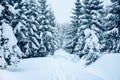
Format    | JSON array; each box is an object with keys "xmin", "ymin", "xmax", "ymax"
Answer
[
  {"xmin": 54, "ymin": 60, "xmax": 68, "ymax": 80},
  {"xmin": 0, "ymin": 49, "xmax": 103, "ymax": 80}
]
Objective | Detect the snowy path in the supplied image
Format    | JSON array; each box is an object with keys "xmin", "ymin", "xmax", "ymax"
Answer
[
  {"xmin": 54, "ymin": 59, "xmax": 68, "ymax": 80},
  {"xmin": 0, "ymin": 49, "xmax": 103, "ymax": 80}
]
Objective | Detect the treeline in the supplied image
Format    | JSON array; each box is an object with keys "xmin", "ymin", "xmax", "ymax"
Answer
[{"xmin": 0, "ymin": 0, "xmax": 120, "ymax": 68}]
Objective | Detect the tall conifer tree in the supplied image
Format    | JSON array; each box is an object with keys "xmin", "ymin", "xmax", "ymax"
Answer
[{"xmin": 64, "ymin": 0, "xmax": 84, "ymax": 54}]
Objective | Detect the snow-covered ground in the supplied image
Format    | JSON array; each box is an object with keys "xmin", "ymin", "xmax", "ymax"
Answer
[
  {"xmin": 86, "ymin": 54, "xmax": 120, "ymax": 80},
  {"xmin": 0, "ymin": 49, "xmax": 120, "ymax": 80}
]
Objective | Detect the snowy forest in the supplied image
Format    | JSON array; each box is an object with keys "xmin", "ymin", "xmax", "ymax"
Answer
[{"xmin": 0, "ymin": 0, "xmax": 120, "ymax": 80}]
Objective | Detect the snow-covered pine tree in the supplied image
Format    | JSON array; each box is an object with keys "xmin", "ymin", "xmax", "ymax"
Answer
[
  {"xmin": 101, "ymin": 27, "xmax": 119, "ymax": 53},
  {"xmin": 102, "ymin": 0, "xmax": 120, "ymax": 53},
  {"xmin": 0, "ymin": 1, "xmax": 22, "ymax": 68},
  {"xmin": 82, "ymin": 0, "xmax": 104, "ymax": 29},
  {"xmin": 64, "ymin": 0, "xmax": 84, "ymax": 54},
  {"xmin": 79, "ymin": 0, "xmax": 104, "ymax": 65},
  {"xmin": 12, "ymin": 0, "xmax": 58, "ymax": 58},
  {"xmin": 48, "ymin": 9, "xmax": 60, "ymax": 50},
  {"xmin": 13, "ymin": 0, "xmax": 43, "ymax": 58},
  {"xmin": 11, "ymin": 0, "xmax": 28, "ymax": 56},
  {"xmin": 48, "ymin": 9, "xmax": 56, "ymax": 28},
  {"xmin": 21, "ymin": 0, "xmax": 40, "ymax": 57},
  {"xmin": 36, "ymin": 0, "xmax": 59, "ymax": 56}
]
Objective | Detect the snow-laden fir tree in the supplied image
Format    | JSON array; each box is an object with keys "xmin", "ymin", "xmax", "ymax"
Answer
[
  {"xmin": 20, "ymin": 0, "xmax": 41, "ymax": 57},
  {"xmin": 101, "ymin": 27, "xmax": 119, "ymax": 53},
  {"xmin": 101, "ymin": 0, "xmax": 120, "ymax": 53},
  {"xmin": 13, "ymin": 0, "xmax": 59, "ymax": 57},
  {"xmin": 64, "ymin": 0, "xmax": 84, "ymax": 54},
  {"xmin": 48, "ymin": 9, "xmax": 61, "ymax": 49},
  {"xmin": 13, "ymin": 0, "xmax": 44, "ymax": 57},
  {"xmin": 11, "ymin": 0, "xmax": 37, "ymax": 57},
  {"xmin": 80, "ymin": 0, "xmax": 104, "ymax": 65},
  {"xmin": 11, "ymin": 0, "xmax": 28, "ymax": 56},
  {"xmin": 82, "ymin": 0, "xmax": 104, "ymax": 29},
  {"xmin": 65, "ymin": 0, "xmax": 104, "ymax": 64},
  {"xmin": 36, "ymin": 0, "xmax": 59, "ymax": 57},
  {"xmin": 0, "ymin": 1, "xmax": 22, "ymax": 69}
]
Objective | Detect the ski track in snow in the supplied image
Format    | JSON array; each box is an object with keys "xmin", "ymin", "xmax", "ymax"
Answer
[{"xmin": 54, "ymin": 59, "xmax": 68, "ymax": 80}]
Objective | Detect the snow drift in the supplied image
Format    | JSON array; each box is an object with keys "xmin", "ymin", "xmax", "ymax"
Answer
[{"xmin": 86, "ymin": 54, "xmax": 120, "ymax": 80}]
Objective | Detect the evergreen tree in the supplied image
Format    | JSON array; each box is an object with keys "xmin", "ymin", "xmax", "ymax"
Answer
[
  {"xmin": 0, "ymin": 0, "xmax": 15, "ymax": 25},
  {"xmin": 101, "ymin": 27, "xmax": 119, "ymax": 53},
  {"xmin": 81, "ymin": 0, "xmax": 104, "ymax": 65},
  {"xmin": 65, "ymin": 0, "xmax": 104, "ymax": 65},
  {"xmin": 12, "ymin": 0, "xmax": 58, "ymax": 58},
  {"xmin": 36, "ymin": 0, "xmax": 59, "ymax": 56},
  {"xmin": 104, "ymin": 0, "xmax": 120, "ymax": 53},
  {"xmin": 13, "ymin": 0, "xmax": 42, "ymax": 57},
  {"xmin": 82, "ymin": 0, "xmax": 104, "ymax": 29},
  {"xmin": 48, "ymin": 9, "xmax": 56, "ymax": 27},
  {"xmin": 0, "ymin": 1, "xmax": 22, "ymax": 68},
  {"xmin": 64, "ymin": 0, "xmax": 84, "ymax": 54},
  {"xmin": 23, "ymin": 0, "xmax": 40, "ymax": 57},
  {"xmin": 110, "ymin": 0, "xmax": 120, "ymax": 30},
  {"xmin": 11, "ymin": 0, "xmax": 28, "ymax": 56}
]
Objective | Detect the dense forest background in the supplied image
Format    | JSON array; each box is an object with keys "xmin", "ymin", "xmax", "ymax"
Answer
[{"xmin": 0, "ymin": 0, "xmax": 120, "ymax": 68}]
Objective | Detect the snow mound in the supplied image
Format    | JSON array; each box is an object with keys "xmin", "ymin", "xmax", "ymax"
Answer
[
  {"xmin": 0, "ymin": 70, "xmax": 21, "ymax": 80},
  {"xmin": 86, "ymin": 54, "xmax": 120, "ymax": 80}
]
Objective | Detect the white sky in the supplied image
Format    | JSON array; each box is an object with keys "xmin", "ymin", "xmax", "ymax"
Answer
[{"xmin": 48, "ymin": 0, "xmax": 111, "ymax": 23}]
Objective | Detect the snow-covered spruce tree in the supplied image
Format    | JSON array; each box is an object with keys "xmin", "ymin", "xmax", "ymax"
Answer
[
  {"xmin": 0, "ymin": 1, "xmax": 22, "ymax": 69},
  {"xmin": 48, "ymin": 9, "xmax": 60, "ymax": 50},
  {"xmin": 101, "ymin": 27, "xmax": 119, "ymax": 53},
  {"xmin": 48, "ymin": 9, "xmax": 56, "ymax": 28},
  {"xmin": 13, "ymin": 0, "xmax": 43, "ymax": 57},
  {"xmin": 64, "ymin": 0, "xmax": 84, "ymax": 54},
  {"xmin": 12, "ymin": 0, "xmax": 58, "ymax": 57},
  {"xmin": 21, "ymin": 0, "xmax": 41, "ymax": 57},
  {"xmin": 11, "ymin": 0, "xmax": 28, "ymax": 55},
  {"xmin": 36, "ymin": 0, "xmax": 59, "ymax": 57},
  {"xmin": 79, "ymin": 0, "xmax": 104, "ymax": 65},
  {"xmin": 102, "ymin": 0, "xmax": 120, "ymax": 53}
]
